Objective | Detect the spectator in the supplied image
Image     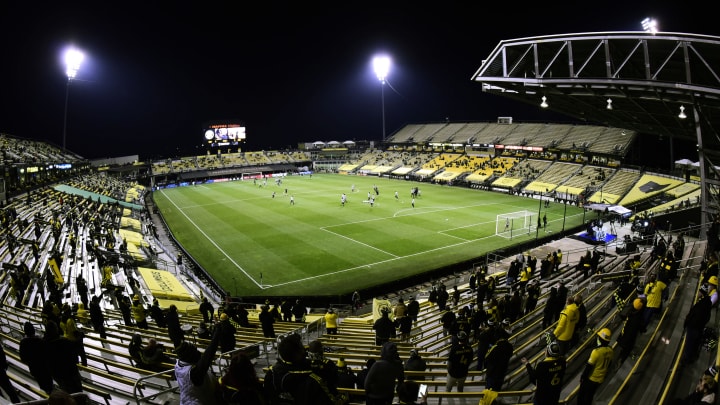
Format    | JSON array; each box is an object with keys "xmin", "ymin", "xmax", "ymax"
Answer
[
  {"xmin": 451, "ymin": 286, "xmax": 461, "ymax": 307},
  {"xmin": 142, "ymin": 338, "xmax": 172, "ymax": 371},
  {"xmin": 440, "ymin": 306, "xmax": 456, "ymax": 337},
  {"xmin": 292, "ymin": 299, "xmax": 307, "ymax": 323},
  {"xmin": 165, "ymin": 304, "xmax": 185, "ymax": 347},
  {"xmin": 542, "ymin": 287, "xmax": 559, "ymax": 329},
  {"xmin": 525, "ymin": 279, "xmax": 541, "ymax": 315},
  {"xmin": 265, "ymin": 333, "xmax": 346, "ymax": 405},
  {"xmin": 0, "ymin": 341, "xmax": 20, "ymax": 403},
  {"xmin": 63, "ymin": 315, "xmax": 87, "ymax": 366},
  {"xmin": 577, "ymin": 328, "xmax": 614, "ymax": 405},
  {"xmin": 356, "ymin": 358, "xmax": 376, "ymax": 390},
  {"xmin": 521, "ymin": 341, "xmax": 566, "ymax": 405},
  {"xmin": 668, "ymin": 365, "xmax": 717, "ymax": 405},
  {"xmin": 364, "ymin": 342, "xmax": 405, "ymax": 405},
  {"xmin": 446, "ymin": 331, "xmax": 473, "ymax": 392},
  {"xmin": 44, "ymin": 320, "xmax": 83, "ymax": 394},
  {"xmin": 643, "ymin": 274, "xmax": 667, "ymax": 331},
  {"xmin": 307, "ymin": 340, "xmax": 339, "ymax": 395},
  {"xmin": 19, "ymin": 321, "xmax": 53, "ymax": 394},
  {"xmin": 616, "ymin": 298, "xmax": 645, "ymax": 367},
  {"xmin": 128, "ymin": 334, "xmax": 146, "ymax": 368},
  {"xmin": 75, "ymin": 274, "xmax": 89, "ymax": 309},
  {"xmin": 324, "ymin": 307, "xmax": 338, "ymax": 336},
  {"xmin": 393, "ymin": 298, "xmax": 407, "ymax": 319},
  {"xmin": 484, "ymin": 321, "xmax": 514, "ymax": 391},
  {"xmin": 260, "ymin": 305, "xmax": 277, "ymax": 338},
  {"xmin": 556, "ymin": 280, "xmax": 569, "ymax": 320},
  {"xmin": 149, "ymin": 299, "xmax": 166, "ymax": 328},
  {"xmin": 89, "ymin": 295, "xmax": 107, "ymax": 339},
  {"xmin": 174, "ymin": 327, "xmax": 221, "ymax": 404},
  {"xmin": 404, "ymin": 349, "xmax": 427, "ymax": 380},
  {"xmin": 436, "ymin": 285, "xmax": 449, "ymax": 311},
  {"xmin": 217, "ymin": 313, "xmax": 237, "ymax": 354},
  {"xmin": 132, "ymin": 295, "xmax": 149, "ymax": 329},
  {"xmin": 373, "ymin": 308, "xmax": 396, "ymax": 346},
  {"xmin": 475, "ymin": 320, "xmax": 497, "ymax": 371},
  {"xmin": 118, "ymin": 295, "xmax": 133, "ymax": 326},
  {"xmin": 280, "ymin": 299, "xmax": 293, "ymax": 322},
  {"xmin": 572, "ymin": 295, "xmax": 588, "ymax": 348},
  {"xmin": 352, "ymin": 290, "xmax": 361, "ymax": 313},
  {"xmin": 75, "ymin": 302, "xmax": 89, "ymax": 326},
  {"xmin": 681, "ymin": 285, "xmax": 713, "ymax": 365},
  {"xmin": 396, "ymin": 380, "xmax": 427, "ymax": 405},
  {"xmin": 197, "ymin": 321, "xmax": 212, "ymax": 340},
  {"xmin": 397, "ymin": 312, "xmax": 413, "ymax": 342},
  {"xmin": 199, "ymin": 297, "xmax": 214, "ymax": 323},
  {"xmin": 216, "ymin": 351, "xmax": 266, "ymax": 405},
  {"xmin": 336, "ymin": 358, "xmax": 358, "ymax": 389},
  {"xmin": 553, "ymin": 297, "xmax": 579, "ymax": 356}
]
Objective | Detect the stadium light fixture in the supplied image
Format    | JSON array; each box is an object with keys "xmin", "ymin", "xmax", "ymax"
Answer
[
  {"xmin": 63, "ymin": 46, "xmax": 85, "ymax": 151},
  {"xmin": 540, "ymin": 96, "xmax": 548, "ymax": 108},
  {"xmin": 642, "ymin": 18, "xmax": 658, "ymax": 34},
  {"xmin": 606, "ymin": 98, "xmax": 613, "ymax": 110},
  {"xmin": 373, "ymin": 55, "xmax": 391, "ymax": 141},
  {"xmin": 678, "ymin": 105, "xmax": 687, "ymax": 119}
]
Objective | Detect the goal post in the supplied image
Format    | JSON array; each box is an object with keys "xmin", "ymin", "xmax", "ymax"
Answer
[
  {"xmin": 241, "ymin": 172, "xmax": 263, "ymax": 181},
  {"xmin": 496, "ymin": 210, "xmax": 535, "ymax": 238}
]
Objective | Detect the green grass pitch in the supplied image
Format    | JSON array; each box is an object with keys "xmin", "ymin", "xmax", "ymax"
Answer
[{"xmin": 152, "ymin": 174, "xmax": 586, "ymax": 297}]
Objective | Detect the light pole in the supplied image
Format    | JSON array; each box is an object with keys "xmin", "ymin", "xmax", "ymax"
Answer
[
  {"xmin": 63, "ymin": 47, "xmax": 84, "ymax": 152},
  {"xmin": 373, "ymin": 55, "xmax": 391, "ymax": 141}
]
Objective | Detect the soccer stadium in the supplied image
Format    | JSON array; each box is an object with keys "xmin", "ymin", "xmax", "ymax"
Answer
[{"xmin": 0, "ymin": 31, "xmax": 720, "ymax": 405}]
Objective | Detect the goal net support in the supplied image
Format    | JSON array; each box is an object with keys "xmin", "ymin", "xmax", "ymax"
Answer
[{"xmin": 496, "ymin": 210, "xmax": 536, "ymax": 238}]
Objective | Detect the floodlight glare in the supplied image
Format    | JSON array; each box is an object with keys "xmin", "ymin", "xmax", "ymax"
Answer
[
  {"xmin": 65, "ymin": 48, "xmax": 84, "ymax": 79},
  {"xmin": 641, "ymin": 18, "xmax": 658, "ymax": 34},
  {"xmin": 606, "ymin": 98, "xmax": 613, "ymax": 110},
  {"xmin": 679, "ymin": 105, "xmax": 687, "ymax": 119},
  {"xmin": 373, "ymin": 55, "xmax": 391, "ymax": 83}
]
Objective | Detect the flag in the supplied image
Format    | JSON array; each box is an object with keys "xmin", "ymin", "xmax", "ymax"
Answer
[{"xmin": 372, "ymin": 297, "xmax": 394, "ymax": 322}]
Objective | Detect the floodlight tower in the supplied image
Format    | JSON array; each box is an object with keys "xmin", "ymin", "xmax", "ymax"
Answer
[
  {"xmin": 373, "ymin": 55, "xmax": 391, "ymax": 141},
  {"xmin": 63, "ymin": 47, "xmax": 84, "ymax": 152}
]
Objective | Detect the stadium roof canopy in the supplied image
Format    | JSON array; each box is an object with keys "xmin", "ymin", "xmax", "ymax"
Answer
[{"xmin": 472, "ymin": 31, "xmax": 720, "ymax": 226}]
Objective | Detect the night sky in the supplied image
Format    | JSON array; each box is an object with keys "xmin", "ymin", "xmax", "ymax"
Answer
[{"xmin": 0, "ymin": 3, "xmax": 715, "ymax": 161}]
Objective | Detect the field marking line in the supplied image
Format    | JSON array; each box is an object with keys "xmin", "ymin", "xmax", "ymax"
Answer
[
  {"xmin": 319, "ymin": 228, "xmax": 398, "ymax": 258},
  {"xmin": 264, "ymin": 231, "xmax": 503, "ymax": 289},
  {"xmin": 266, "ymin": 208, "xmax": 590, "ymax": 289},
  {"xmin": 159, "ymin": 189, "xmax": 262, "ymax": 288}
]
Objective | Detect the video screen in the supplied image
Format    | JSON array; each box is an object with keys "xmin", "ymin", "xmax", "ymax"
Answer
[{"xmin": 204, "ymin": 122, "xmax": 246, "ymax": 147}]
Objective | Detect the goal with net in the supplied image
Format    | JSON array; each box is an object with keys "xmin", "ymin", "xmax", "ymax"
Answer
[
  {"xmin": 496, "ymin": 210, "xmax": 536, "ymax": 238},
  {"xmin": 241, "ymin": 172, "xmax": 264, "ymax": 181}
]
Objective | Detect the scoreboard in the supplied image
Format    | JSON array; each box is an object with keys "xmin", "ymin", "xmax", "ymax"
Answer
[{"xmin": 203, "ymin": 122, "xmax": 246, "ymax": 147}]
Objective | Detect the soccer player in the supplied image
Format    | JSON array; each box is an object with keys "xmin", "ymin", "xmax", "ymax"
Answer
[
  {"xmin": 341, "ymin": 193, "xmax": 346, "ymax": 207},
  {"xmin": 395, "ymin": 191, "xmax": 399, "ymax": 200},
  {"xmin": 272, "ymin": 192, "xmax": 276, "ymax": 198},
  {"xmin": 290, "ymin": 195, "xmax": 295, "ymax": 205},
  {"xmin": 351, "ymin": 184, "xmax": 355, "ymax": 192},
  {"xmin": 411, "ymin": 198, "xmax": 415, "ymax": 208}
]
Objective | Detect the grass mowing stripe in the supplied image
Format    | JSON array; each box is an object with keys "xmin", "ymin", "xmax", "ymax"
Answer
[{"xmin": 153, "ymin": 174, "xmax": 587, "ymax": 296}]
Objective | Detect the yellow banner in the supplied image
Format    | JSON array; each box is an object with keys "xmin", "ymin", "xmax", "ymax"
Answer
[
  {"xmin": 372, "ymin": 298, "xmax": 394, "ymax": 322},
  {"xmin": 138, "ymin": 267, "xmax": 193, "ymax": 301}
]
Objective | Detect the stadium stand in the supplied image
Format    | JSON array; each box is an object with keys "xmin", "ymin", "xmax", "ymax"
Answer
[{"xmin": 0, "ymin": 122, "xmax": 712, "ymax": 404}]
